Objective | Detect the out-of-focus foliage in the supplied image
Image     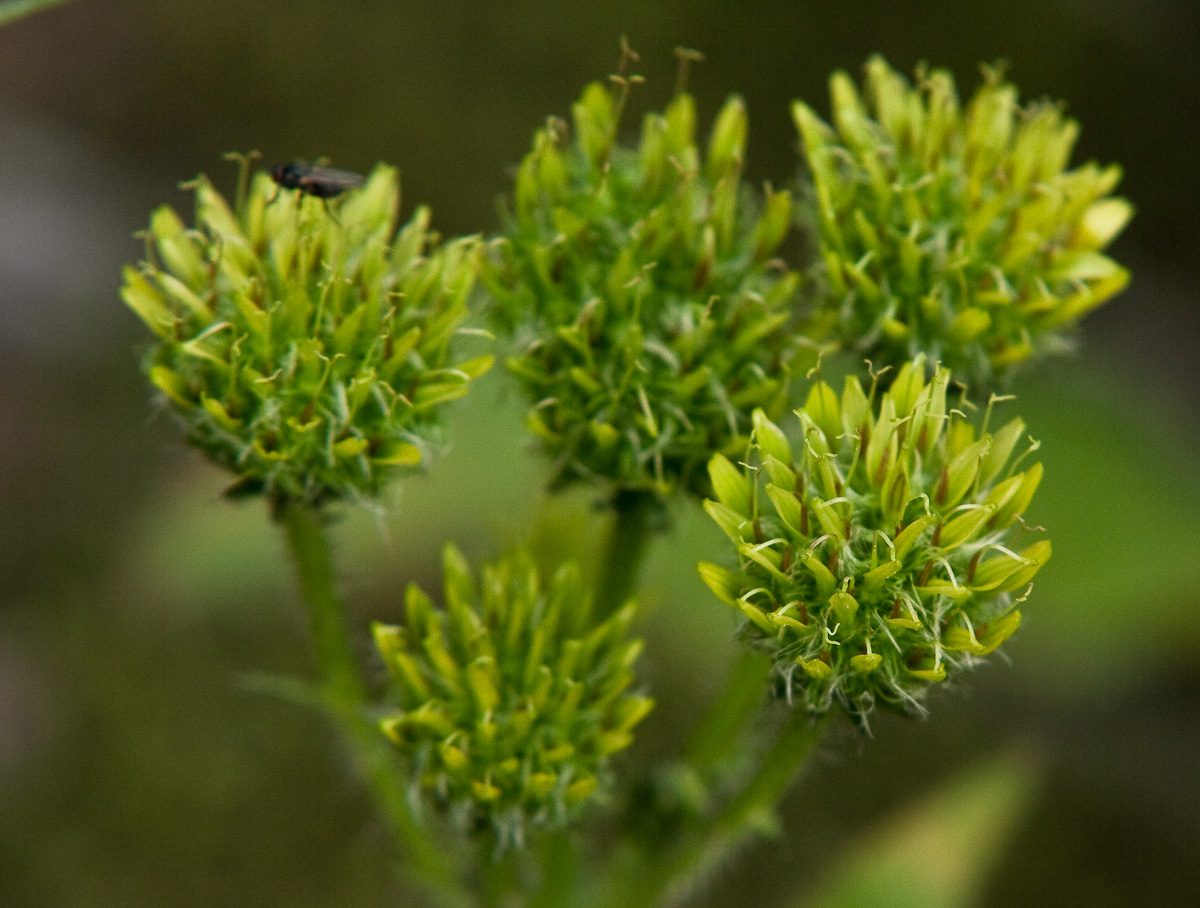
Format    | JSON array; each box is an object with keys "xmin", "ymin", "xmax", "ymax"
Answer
[
  {"xmin": 796, "ymin": 752, "xmax": 1039, "ymax": 908},
  {"xmin": 0, "ymin": 0, "xmax": 67, "ymax": 27}
]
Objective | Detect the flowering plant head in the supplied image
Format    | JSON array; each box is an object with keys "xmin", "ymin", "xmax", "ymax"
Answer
[
  {"xmin": 373, "ymin": 546, "xmax": 653, "ymax": 849},
  {"xmin": 121, "ymin": 162, "xmax": 491, "ymax": 505},
  {"xmin": 795, "ymin": 56, "xmax": 1132, "ymax": 393},
  {"xmin": 486, "ymin": 75, "xmax": 802, "ymax": 499},
  {"xmin": 699, "ymin": 357, "xmax": 1049, "ymax": 722}
]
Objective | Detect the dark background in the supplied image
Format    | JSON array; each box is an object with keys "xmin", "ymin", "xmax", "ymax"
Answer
[{"xmin": 1, "ymin": 2, "xmax": 1198, "ymax": 906}]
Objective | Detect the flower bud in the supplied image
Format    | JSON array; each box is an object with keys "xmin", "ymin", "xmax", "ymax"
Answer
[
  {"xmin": 122, "ymin": 163, "xmax": 490, "ymax": 504},
  {"xmin": 489, "ymin": 73, "xmax": 805, "ymax": 500},
  {"xmin": 700, "ymin": 358, "xmax": 1048, "ymax": 724},
  {"xmin": 374, "ymin": 547, "xmax": 651, "ymax": 849},
  {"xmin": 796, "ymin": 56, "xmax": 1132, "ymax": 394}
]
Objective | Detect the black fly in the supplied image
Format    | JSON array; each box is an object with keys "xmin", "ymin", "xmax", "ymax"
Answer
[
  {"xmin": 270, "ymin": 160, "xmax": 364, "ymax": 208},
  {"xmin": 269, "ymin": 161, "xmax": 364, "ymax": 223}
]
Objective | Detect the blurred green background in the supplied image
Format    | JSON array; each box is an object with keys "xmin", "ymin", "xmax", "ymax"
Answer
[{"xmin": 1, "ymin": 1, "xmax": 1198, "ymax": 906}]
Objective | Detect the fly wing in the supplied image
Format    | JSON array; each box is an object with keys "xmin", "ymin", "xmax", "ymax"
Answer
[{"xmin": 300, "ymin": 165, "xmax": 366, "ymax": 198}]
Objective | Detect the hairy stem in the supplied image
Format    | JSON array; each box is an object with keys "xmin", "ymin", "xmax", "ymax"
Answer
[
  {"xmin": 278, "ymin": 501, "xmax": 470, "ymax": 908},
  {"xmin": 280, "ymin": 502, "xmax": 364, "ymax": 704}
]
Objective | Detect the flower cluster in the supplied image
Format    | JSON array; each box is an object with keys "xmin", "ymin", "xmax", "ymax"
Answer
[
  {"xmin": 373, "ymin": 546, "xmax": 653, "ymax": 848},
  {"xmin": 121, "ymin": 163, "xmax": 491, "ymax": 504},
  {"xmin": 795, "ymin": 56, "xmax": 1132, "ymax": 392},
  {"xmin": 699, "ymin": 358, "xmax": 1049, "ymax": 721},
  {"xmin": 486, "ymin": 78, "xmax": 802, "ymax": 499}
]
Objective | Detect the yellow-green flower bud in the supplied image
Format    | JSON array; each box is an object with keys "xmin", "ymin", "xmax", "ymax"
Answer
[
  {"xmin": 699, "ymin": 357, "xmax": 1049, "ymax": 724},
  {"xmin": 796, "ymin": 56, "xmax": 1132, "ymax": 393},
  {"xmin": 487, "ymin": 74, "xmax": 804, "ymax": 500},
  {"xmin": 122, "ymin": 162, "xmax": 490, "ymax": 504},
  {"xmin": 374, "ymin": 546, "xmax": 652, "ymax": 849}
]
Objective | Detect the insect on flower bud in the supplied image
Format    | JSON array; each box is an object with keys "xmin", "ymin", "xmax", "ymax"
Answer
[{"xmin": 122, "ymin": 160, "xmax": 491, "ymax": 504}]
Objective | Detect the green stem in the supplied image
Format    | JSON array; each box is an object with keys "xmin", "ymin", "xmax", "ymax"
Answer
[
  {"xmin": 530, "ymin": 831, "xmax": 580, "ymax": 908},
  {"xmin": 278, "ymin": 501, "xmax": 471, "ymax": 908},
  {"xmin": 611, "ymin": 709, "xmax": 830, "ymax": 908},
  {"xmin": 594, "ymin": 489, "xmax": 658, "ymax": 619},
  {"xmin": 683, "ymin": 651, "xmax": 773, "ymax": 772},
  {"xmin": 477, "ymin": 834, "xmax": 512, "ymax": 908},
  {"xmin": 280, "ymin": 502, "xmax": 365, "ymax": 705}
]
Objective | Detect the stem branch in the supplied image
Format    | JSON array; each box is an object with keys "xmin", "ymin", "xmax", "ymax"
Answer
[
  {"xmin": 278, "ymin": 501, "xmax": 471, "ymax": 908},
  {"xmin": 683, "ymin": 651, "xmax": 773, "ymax": 772},
  {"xmin": 612, "ymin": 708, "xmax": 829, "ymax": 908}
]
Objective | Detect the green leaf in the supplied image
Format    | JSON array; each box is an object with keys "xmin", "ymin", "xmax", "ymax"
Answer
[
  {"xmin": 1012, "ymin": 358, "xmax": 1200, "ymax": 695},
  {"xmin": 794, "ymin": 751, "xmax": 1040, "ymax": 908},
  {"xmin": 0, "ymin": 0, "xmax": 67, "ymax": 26}
]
